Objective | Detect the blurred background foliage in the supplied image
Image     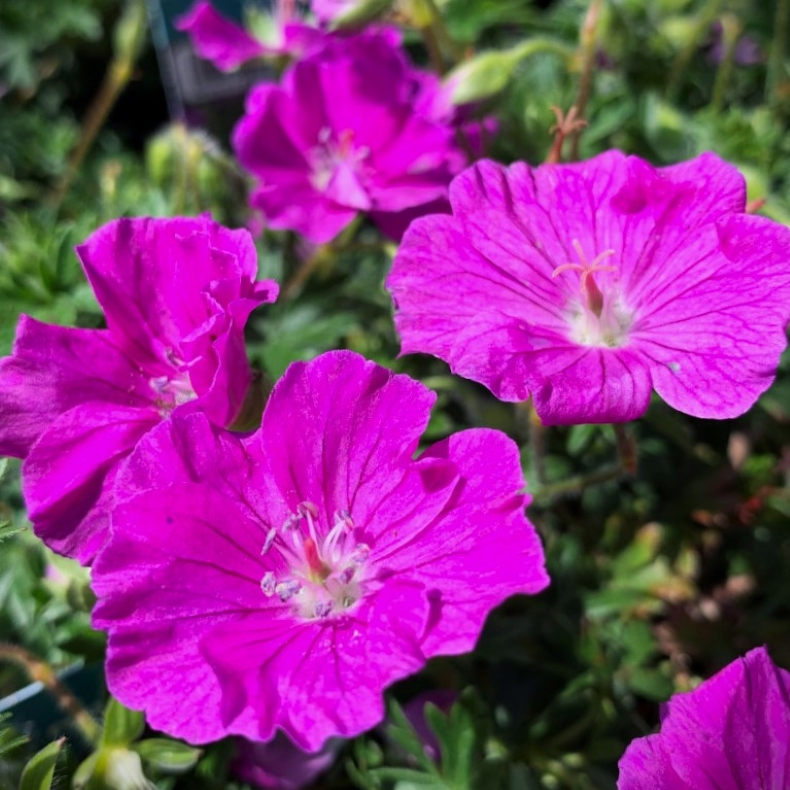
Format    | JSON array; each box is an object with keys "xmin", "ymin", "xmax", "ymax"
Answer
[{"xmin": 1, "ymin": 0, "xmax": 790, "ymax": 788}]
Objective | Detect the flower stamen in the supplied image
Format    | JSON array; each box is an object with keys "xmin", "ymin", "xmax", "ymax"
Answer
[
  {"xmin": 259, "ymin": 501, "xmax": 369, "ymax": 620},
  {"xmin": 552, "ymin": 240, "xmax": 616, "ymax": 317}
]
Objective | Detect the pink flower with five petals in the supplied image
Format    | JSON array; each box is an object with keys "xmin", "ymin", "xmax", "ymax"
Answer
[
  {"xmin": 0, "ymin": 216, "xmax": 277, "ymax": 563},
  {"xmin": 91, "ymin": 351, "xmax": 548, "ymax": 750},
  {"xmin": 387, "ymin": 151, "xmax": 790, "ymax": 424}
]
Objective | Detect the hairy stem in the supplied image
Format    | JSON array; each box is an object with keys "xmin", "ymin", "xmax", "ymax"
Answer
[
  {"xmin": 710, "ymin": 14, "xmax": 740, "ymax": 112},
  {"xmin": 569, "ymin": 0, "xmax": 604, "ymax": 160},
  {"xmin": 50, "ymin": 0, "xmax": 148, "ymax": 209},
  {"xmin": 0, "ymin": 644, "xmax": 101, "ymax": 745}
]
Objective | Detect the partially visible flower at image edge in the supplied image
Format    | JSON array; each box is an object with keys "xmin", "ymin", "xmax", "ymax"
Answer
[
  {"xmin": 90, "ymin": 350, "xmax": 549, "ymax": 751},
  {"xmin": 386, "ymin": 151, "xmax": 790, "ymax": 425},
  {"xmin": 176, "ymin": 0, "xmax": 321, "ymax": 69},
  {"xmin": 617, "ymin": 645, "xmax": 790, "ymax": 789},
  {"xmin": 0, "ymin": 215, "xmax": 277, "ymax": 564},
  {"xmin": 232, "ymin": 733, "xmax": 340, "ymax": 790}
]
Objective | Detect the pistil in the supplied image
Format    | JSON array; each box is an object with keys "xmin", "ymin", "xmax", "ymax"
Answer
[
  {"xmin": 552, "ymin": 239, "xmax": 616, "ymax": 317},
  {"xmin": 551, "ymin": 239, "xmax": 632, "ymax": 348}
]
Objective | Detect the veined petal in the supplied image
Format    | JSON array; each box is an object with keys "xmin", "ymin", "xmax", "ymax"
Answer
[
  {"xmin": 261, "ymin": 351, "xmax": 436, "ymax": 529},
  {"xmin": 202, "ymin": 579, "xmax": 429, "ymax": 750},
  {"xmin": 91, "ymin": 351, "xmax": 547, "ymax": 751},
  {"xmin": 394, "ymin": 429, "xmax": 548, "ymax": 655},
  {"xmin": 76, "ymin": 216, "xmax": 266, "ymax": 370},
  {"xmin": 24, "ymin": 403, "xmax": 159, "ymax": 563},
  {"xmin": 0, "ymin": 317, "xmax": 153, "ymax": 458},
  {"xmin": 618, "ymin": 646, "xmax": 790, "ymax": 790}
]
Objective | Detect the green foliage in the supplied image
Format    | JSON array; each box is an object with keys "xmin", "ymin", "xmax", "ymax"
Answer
[
  {"xmin": 19, "ymin": 739, "xmax": 64, "ymax": 790},
  {"xmin": 0, "ymin": 711, "xmax": 29, "ymax": 758},
  {"xmin": 101, "ymin": 698, "xmax": 145, "ymax": 749},
  {"xmin": 0, "ymin": 0, "xmax": 104, "ymax": 91},
  {"xmin": 132, "ymin": 740, "xmax": 202, "ymax": 775}
]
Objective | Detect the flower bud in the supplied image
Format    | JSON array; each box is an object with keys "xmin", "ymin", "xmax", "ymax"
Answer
[{"xmin": 444, "ymin": 49, "xmax": 522, "ymax": 106}]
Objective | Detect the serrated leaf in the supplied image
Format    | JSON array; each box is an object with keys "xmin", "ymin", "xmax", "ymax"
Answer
[
  {"xmin": 19, "ymin": 738, "xmax": 63, "ymax": 790},
  {"xmin": 102, "ymin": 697, "xmax": 145, "ymax": 747},
  {"xmin": 0, "ymin": 520, "xmax": 25, "ymax": 542},
  {"xmin": 133, "ymin": 739, "xmax": 201, "ymax": 774},
  {"xmin": 385, "ymin": 700, "xmax": 439, "ymax": 774}
]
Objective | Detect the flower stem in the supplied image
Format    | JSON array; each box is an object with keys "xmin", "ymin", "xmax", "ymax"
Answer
[
  {"xmin": 569, "ymin": 0, "xmax": 604, "ymax": 160},
  {"xmin": 0, "ymin": 644, "xmax": 101, "ymax": 745},
  {"xmin": 532, "ymin": 423, "xmax": 637, "ymax": 504},
  {"xmin": 50, "ymin": 0, "xmax": 148, "ymax": 210},
  {"xmin": 710, "ymin": 14, "xmax": 740, "ymax": 112},
  {"xmin": 613, "ymin": 422, "xmax": 638, "ymax": 475},
  {"xmin": 409, "ymin": 0, "xmax": 464, "ymax": 72},
  {"xmin": 281, "ymin": 246, "xmax": 331, "ymax": 301},
  {"xmin": 281, "ymin": 217, "xmax": 362, "ymax": 300},
  {"xmin": 533, "ymin": 462, "xmax": 623, "ymax": 504},
  {"xmin": 767, "ymin": 0, "xmax": 790, "ymax": 105},
  {"xmin": 518, "ymin": 400, "xmax": 548, "ymax": 488}
]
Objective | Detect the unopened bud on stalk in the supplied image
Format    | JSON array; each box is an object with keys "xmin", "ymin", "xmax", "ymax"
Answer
[
  {"xmin": 113, "ymin": 0, "xmax": 148, "ymax": 63},
  {"xmin": 445, "ymin": 38, "xmax": 573, "ymax": 106},
  {"xmin": 444, "ymin": 49, "xmax": 522, "ymax": 105}
]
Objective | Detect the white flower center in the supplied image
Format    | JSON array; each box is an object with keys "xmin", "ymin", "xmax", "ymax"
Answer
[
  {"xmin": 260, "ymin": 502, "xmax": 370, "ymax": 620},
  {"xmin": 552, "ymin": 239, "xmax": 633, "ymax": 348},
  {"xmin": 309, "ymin": 127, "xmax": 371, "ymax": 193},
  {"xmin": 149, "ymin": 350, "xmax": 197, "ymax": 416}
]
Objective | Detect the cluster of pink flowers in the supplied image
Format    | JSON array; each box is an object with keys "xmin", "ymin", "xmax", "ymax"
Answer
[
  {"xmin": 2, "ymin": 2, "xmax": 790, "ymax": 788},
  {"xmin": 0, "ymin": 219, "xmax": 548, "ymax": 772}
]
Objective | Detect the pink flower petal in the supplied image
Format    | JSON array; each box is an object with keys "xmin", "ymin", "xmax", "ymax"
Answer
[
  {"xmin": 260, "ymin": 351, "xmax": 436, "ymax": 527},
  {"xmin": 23, "ymin": 404, "xmax": 159, "ymax": 562},
  {"xmin": 0, "ymin": 317, "xmax": 153, "ymax": 458},
  {"xmin": 176, "ymin": 0, "xmax": 269, "ymax": 71},
  {"xmin": 618, "ymin": 646, "xmax": 790, "ymax": 789},
  {"xmin": 91, "ymin": 352, "xmax": 547, "ymax": 750},
  {"xmin": 232, "ymin": 30, "xmax": 467, "ymax": 242}
]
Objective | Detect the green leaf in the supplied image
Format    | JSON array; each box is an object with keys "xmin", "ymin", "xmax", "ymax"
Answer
[
  {"xmin": 133, "ymin": 739, "xmax": 201, "ymax": 774},
  {"xmin": 0, "ymin": 520, "xmax": 25, "ymax": 543},
  {"xmin": 0, "ymin": 712, "xmax": 29, "ymax": 757},
  {"xmin": 72, "ymin": 752, "xmax": 100, "ymax": 790},
  {"xmin": 102, "ymin": 697, "xmax": 145, "ymax": 747},
  {"xmin": 19, "ymin": 738, "xmax": 63, "ymax": 790},
  {"xmin": 385, "ymin": 700, "xmax": 439, "ymax": 774},
  {"xmin": 625, "ymin": 667, "xmax": 674, "ymax": 701}
]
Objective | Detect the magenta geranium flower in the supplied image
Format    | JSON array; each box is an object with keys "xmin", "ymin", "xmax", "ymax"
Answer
[
  {"xmin": 618, "ymin": 646, "xmax": 790, "ymax": 789},
  {"xmin": 176, "ymin": 0, "xmax": 321, "ymax": 69},
  {"xmin": 232, "ymin": 30, "xmax": 468, "ymax": 243},
  {"xmin": 91, "ymin": 351, "xmax": 548, "ymax": 750},
  {"xmin": 0, "ymin": 216, "xmax": 277, "ymax": 563},
  {"xmin": 386, "ymin": 151, "xmax": 790, "ymax": 424}
]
